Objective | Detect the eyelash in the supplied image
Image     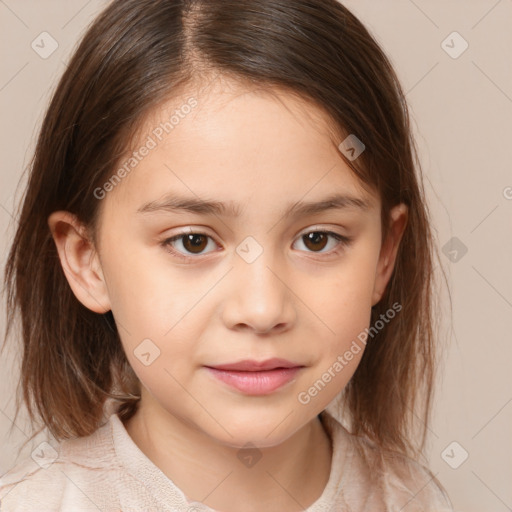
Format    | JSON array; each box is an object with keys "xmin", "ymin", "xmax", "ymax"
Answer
[{"xmin": 160, "ymin": 229, "xmax": 352, "ymax": 262}]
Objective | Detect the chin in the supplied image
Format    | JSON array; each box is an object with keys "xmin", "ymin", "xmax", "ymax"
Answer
[{"xmin": 200, "ymin": 407, "xmax": 313, "ymax": 449}]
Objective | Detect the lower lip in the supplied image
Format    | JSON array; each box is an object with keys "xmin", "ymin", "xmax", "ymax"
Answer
[{"xmin": 205, "ymin": 367, "xmax": 302, "ymax": 395}]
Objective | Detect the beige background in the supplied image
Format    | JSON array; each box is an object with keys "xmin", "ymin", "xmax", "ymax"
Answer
[{"xmin": 1, "ymin": 1, "xmax": 511, "ymax": 511}]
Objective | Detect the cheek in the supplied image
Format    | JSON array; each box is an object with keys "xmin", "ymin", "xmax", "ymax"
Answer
[
  {"xmin": 309, "ymin": 247, "xmax": 378, "ymax": 356},
  {"xmin": 124, "ymin": 340, "xmax": 190, "ymax": 392},
  {"xmin": 101, "ymin": 245, "xmax": 210, "ymax": 366},
  {"xmin": 101, "ymin": 241, "xmax": 178, "ymax": 323}
]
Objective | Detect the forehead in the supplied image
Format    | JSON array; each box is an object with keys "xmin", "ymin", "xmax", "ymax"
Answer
[{"xmin": 102, "ymin": 77, "xmax": 378, "ymax": 218}]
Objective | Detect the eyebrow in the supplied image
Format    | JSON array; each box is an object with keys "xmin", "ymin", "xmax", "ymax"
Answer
[{"xmin": 137, "ymin": 192, "xmax": 371, "ymax": 218}]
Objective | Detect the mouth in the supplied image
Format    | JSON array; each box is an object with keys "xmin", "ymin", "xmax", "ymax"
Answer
[{"xmin": 204, "ymin": 358, "xmax": 305, "ymax": 395}]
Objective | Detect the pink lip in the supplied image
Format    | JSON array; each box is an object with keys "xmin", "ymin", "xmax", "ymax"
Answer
[
  {"xmin": 208, "ymin": 358, "xmax": 300, "ymax": 372},
  {"xmin": 205, "ymin": 358, "xmax": 304, "ymax": 395}
]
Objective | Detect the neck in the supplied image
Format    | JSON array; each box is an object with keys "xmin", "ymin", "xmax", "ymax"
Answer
[{"xmin": 123, "ymin": 399, "xmax": 333, "ymax": 512}]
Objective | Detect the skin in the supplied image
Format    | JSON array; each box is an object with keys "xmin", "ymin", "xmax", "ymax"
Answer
[{"xmin": 48, "ymin": 76, "xmax": 407, "ymax": 512}]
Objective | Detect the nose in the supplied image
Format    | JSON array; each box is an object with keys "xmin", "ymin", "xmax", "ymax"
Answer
[{"xmin": 222, "ymin": 250, "xmax": 296, "ymax": 335}]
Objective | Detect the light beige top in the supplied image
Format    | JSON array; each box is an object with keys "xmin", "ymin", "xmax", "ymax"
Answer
[{"xmin": 0, "ymin": 409, "xmax": 453, "ymax": 511}]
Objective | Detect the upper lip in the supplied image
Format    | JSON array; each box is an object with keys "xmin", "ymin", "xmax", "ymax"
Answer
[{"xmin": 206, "ymin": 358, "xmax": 303, "ymax": 371}]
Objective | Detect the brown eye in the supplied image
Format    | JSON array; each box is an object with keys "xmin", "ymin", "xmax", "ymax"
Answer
[
  {"xmin": 302, "ymin": 232, "xmax": 329, "ymax": 252},
  {"xmin": 181, "ymin": 234, "xmax": 209, "ymax": 254},
  {"xmin": 162, "ymin": 229, "xmax": 351, "ymax": 262},
  {"xmin": 162, "ymin": 232, "xmax": 217, "ymax": 260},
  {"xmin": 294, "ymin": 230, "xmax": 350, "ymax": 254}
]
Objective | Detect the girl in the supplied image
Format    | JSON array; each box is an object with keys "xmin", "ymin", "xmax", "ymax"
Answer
[{"xmin": 0, "ymin": 0, "xmax": 453, "ymax": 510}]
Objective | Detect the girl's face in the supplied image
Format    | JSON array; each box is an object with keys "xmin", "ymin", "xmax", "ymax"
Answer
[{"xmin": 51, "ymin": 78, "xmax": 406, "ymax": 448}]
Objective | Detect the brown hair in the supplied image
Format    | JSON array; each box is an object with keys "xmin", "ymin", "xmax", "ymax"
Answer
[{"xmin": 2, "ymin": 0, "xmax": 448, "ymax": 464}]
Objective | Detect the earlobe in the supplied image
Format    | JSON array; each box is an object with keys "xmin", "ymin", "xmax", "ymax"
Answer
[
  {"xmin": 371, "ymin": 203, "xmax": 408, "ymax": 307},
  {"xmin": 47, "ymin": 211, "xmax": 111, "ymax": 314}
]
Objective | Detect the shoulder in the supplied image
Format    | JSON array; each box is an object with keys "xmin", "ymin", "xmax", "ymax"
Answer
[
  {"xmin": 0, "ymin": 415, "xmax": 121, "ymax": 512},
  {"xmin": 319, "ymin": 410, "xmax": 454, "ymax": 511},
  {"xmin": 376, "ymin": 448, "xmax": 454, "ymax": 512}
]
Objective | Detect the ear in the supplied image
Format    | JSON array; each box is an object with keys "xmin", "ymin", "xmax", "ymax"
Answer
[
  {"xmin": 371, "ymin": 203, "xmax": 408, "ymax": 307},
  {"xmin": 47, "ymin": 211, "xmax": 111, "ymax": 314}
]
